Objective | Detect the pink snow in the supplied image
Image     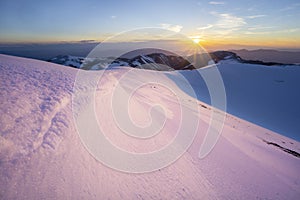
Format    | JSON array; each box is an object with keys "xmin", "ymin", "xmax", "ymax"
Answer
[{"xmin": 0, "ymin": 54, "xmax": 299, "ymax": 199}]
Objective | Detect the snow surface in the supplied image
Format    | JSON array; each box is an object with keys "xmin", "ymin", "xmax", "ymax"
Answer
[
  {"xmin": 178, "ymin": 59, "xmax": 300, "ymax": 141},
  {"xmin": 0, "ymin": 54, "xmax": 300, "ymax": 199}
]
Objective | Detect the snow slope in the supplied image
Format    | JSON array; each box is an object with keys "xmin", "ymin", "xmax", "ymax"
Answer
[
  {"xmin": 0, "ymin": 54, "xmax": 300, "ymax": 199},
  {"xmin": 217, "ymin": 59, "xmax": 300, "ymax": 141},
  {"xmin": 48, "ymin": 52, "xmax": 300, "ymax": 141},
  {"xmin": 176, "ymin": 59, "xmax": 300, "ymax": 141}
]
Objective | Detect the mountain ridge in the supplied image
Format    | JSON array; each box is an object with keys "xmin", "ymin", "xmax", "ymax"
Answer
[{"xmin": 48, "ymin": 50, "xmax": 297, "ymax": 71}]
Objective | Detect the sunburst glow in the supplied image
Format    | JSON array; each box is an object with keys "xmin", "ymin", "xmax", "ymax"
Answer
[{"xmin": 193, "ymin": 38, "xmax": 200, "ymax": 44}]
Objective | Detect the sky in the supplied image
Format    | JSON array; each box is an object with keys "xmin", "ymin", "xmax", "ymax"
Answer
[{"xmin": 0, "ymin": 0, "xmax": 300, "ymax": 50}]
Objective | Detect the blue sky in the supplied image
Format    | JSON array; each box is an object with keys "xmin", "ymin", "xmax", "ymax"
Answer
[{"xmin": 0, "ymin": 0, "xmax": 299, "ymax": 49}]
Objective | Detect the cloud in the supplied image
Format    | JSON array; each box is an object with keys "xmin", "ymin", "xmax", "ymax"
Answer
[
  {"xmin": 247, "ymin": 26, "xmax": 274, "ymax": 31},
  {"xmin": 79, "ymin": 40, "xmax": 96, "ymax": 43},
  {"xmin": 199, "ymin": 12, "xmax": 246, "ymax": 37},
  {"xmin": 279, "ymin": 28, "xmax": 300, "ymax": 33},
  {"xmin": 245, "ymin": 27, "xmax": 300, "ymax": 35},
  {"xmin": 197, "ymin": 24, "xmax": 214, "ymax": 30},
  {"xmin": 213, "ymin": 13, "xmax": 246, "ymax": 29},
  {"xmin": 247, "ymin": 15, "xmax": 267, "ymax": 19},
  {"xmin": 111, "ymin": 15, "xmax": 117, "ymax": 19},
  {"xmin": 244, "ymin": 31, "xmax": 271, "ymax": 35},
  {"xmin": 280, "ymin": 3, "xmax": 300, "ymax": 11},
  {"xmin": 209, "ymin": 1, "xmax": 225, "ymax": 5},
  {"xmin": 160, "ymin": 24, "xmax": 183, "ymax": 33}
]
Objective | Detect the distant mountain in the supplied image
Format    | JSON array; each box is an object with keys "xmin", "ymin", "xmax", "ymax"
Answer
[
  {"xmin": 110, "ymin": 53, "xmax": 194, "ymax": 70},
  {"xmin": 48, "ymin": 50, "xmax": 296, "ymax": 71},
  {"xmin": 48, "ymin": 55, "xmax": 85, "ymax": 68},
  {"xmin": 231, "ymin": 49, "xmax": 300, "ymax": 64},
  {"xmin": 48, "ymin": 53, "xmax": 195, "ymax": 71},
  {"xmin": 0, "ymin": 42, "xmax": 98, "ymax": 60},
  {"xmin": 48, "ymin": 55, "xmax": 116, "ymax": 70}
]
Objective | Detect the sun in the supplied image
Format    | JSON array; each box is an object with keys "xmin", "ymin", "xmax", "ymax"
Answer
[{"xmin": 193, "ymin": 38, "xmax": 200, "ymax": 44}]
